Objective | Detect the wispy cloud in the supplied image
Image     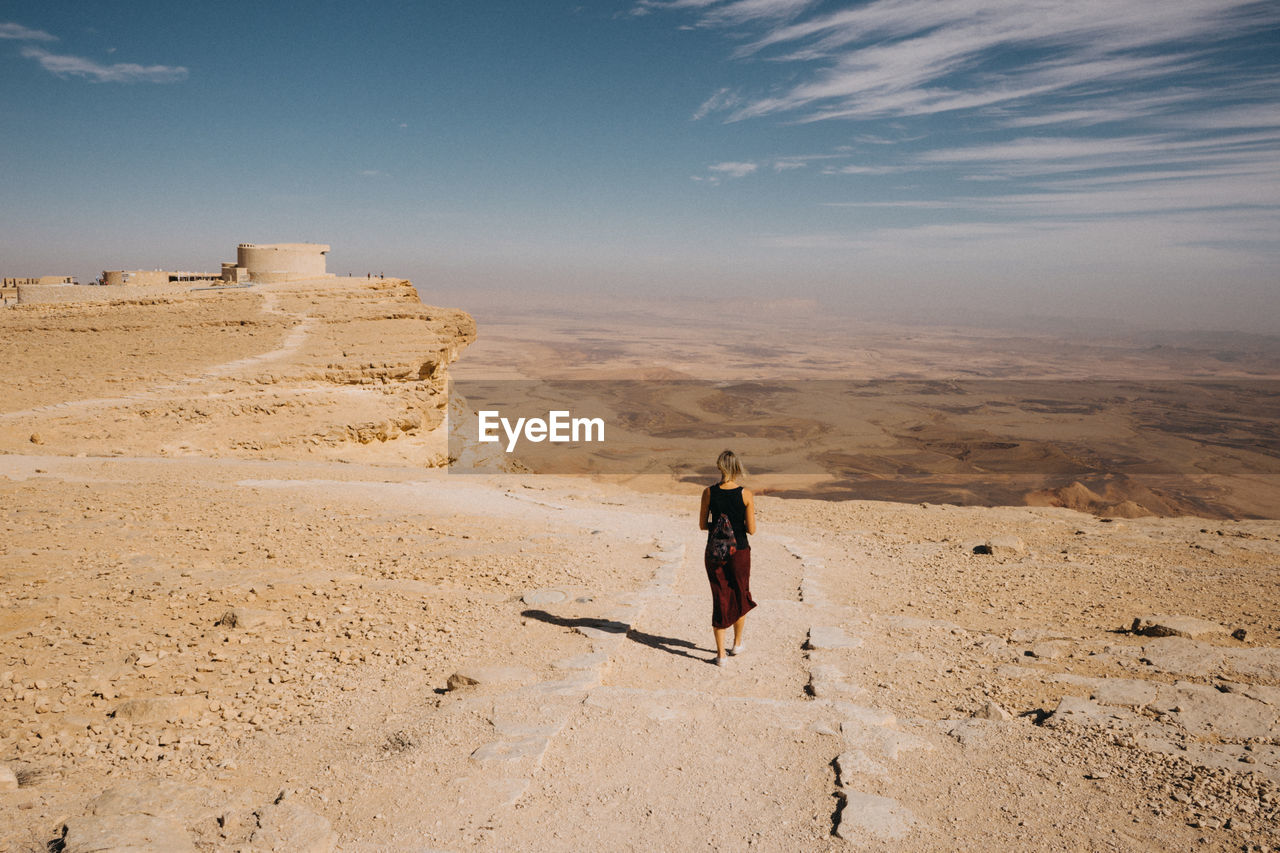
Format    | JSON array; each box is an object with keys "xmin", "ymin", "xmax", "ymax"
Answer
[
  {"xmin": 692, "ymin": 87, "xmax": 739, "ymax": 121},
  {"xmin": 636, "ymin": 0, "xmax": 816, "ymax": 26},
  {"xmin": 643, "ymin": 0, "xmax": 1280, "ymax": 275},
  {"xmin": 643, "ymin": 0, "xmax": 1279, "ymax": 127},
  {"xmin": 0, "ymin": 22, "xmax": 56, "ymax": 40},
  {"xmin": 20, "ymin": 45, "xmax": 188, "ymax": 83}
]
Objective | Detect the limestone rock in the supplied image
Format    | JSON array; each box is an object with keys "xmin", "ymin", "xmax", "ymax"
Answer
[
  {"xmin": 521, "ymin": 588, "xmax": 567, "ymax": 606},
  {"xmin": 250, "ymin": 802, "xmax": 337, "ymax": 853},
  {"xmin": 1029, "ymin": 641, "xmax": 1068, "ymax": 660},
  {"xmin": 1131, "ymin": 614, "xmax": 1229, "ymax": 640},
  {"xmin": 835, "ymin": 790, "xmax": 917, "ymax": 841},
  {"xmin": 1043, "ymin": 695, "xmax": 1133, "ymax": 728},
  {"xmin": 1147, "ymin": 681, "xmax": 1278, "ymax": 739},
  {"xmin": 60, "ymin": 814, "xmax": 196, "ymax": 853},
  {"xmin": 0, "ymin": 763, "xmax": 17, "ymax": 791},
  {"xmin": 1090, "ymin": 678, "xmax": 1167, "ymax": 708},
  {"xmin": 1139, "ymin": 637, "xmax": 1224, "ymax": 677},
  {"xmin": 987, "ymin": 535, "xmax": 1027, "ymax": 557},
  {"xmin": 215, "ymin": 607, "xmax": 283, "ymax": 630},
  {"xmin": 805, "ymin": 626, "xmax": 862, "ymax": 650},
  {"xmin": 834, "ymin": 750, "xmax": 888, "ymax": 782},
  {"xmin": 89, "ymin": 778, "xmax": 222, "ymax": 825},
  {"xmin": 111, "ymin": 696, "xmax": 206, "ymax": 725},
  {"xmin": 471, "ymin": 736, "xmax": 550, "ymax": 763},
  {"xmin": 837, "ymin": 702, "xmax": 897, "ymax": 728}
]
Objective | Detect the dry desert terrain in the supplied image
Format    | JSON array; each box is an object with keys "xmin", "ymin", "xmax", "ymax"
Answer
[{"xmin": 1, "ymin": 279, "xmax": 1278, "ymax": 852}]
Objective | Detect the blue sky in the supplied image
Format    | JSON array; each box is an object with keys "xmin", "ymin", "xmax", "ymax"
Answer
[{"xmin": 2, "ymin": 1, "xmax": 1278, "ymax": 332}]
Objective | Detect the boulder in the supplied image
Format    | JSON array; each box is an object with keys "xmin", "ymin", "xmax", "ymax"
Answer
[
  {"xmin": 0, "ymin": 763, "xmax": 17, "ymax": 791},
  {"xmin": 1131, "ymin": 615, "xmax": 1229, "ymax": 640}
]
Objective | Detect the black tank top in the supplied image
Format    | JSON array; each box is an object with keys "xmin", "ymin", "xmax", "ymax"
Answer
[{"xmin": 707, "ymin": 485, "xmax": 749, "ymax": 550}]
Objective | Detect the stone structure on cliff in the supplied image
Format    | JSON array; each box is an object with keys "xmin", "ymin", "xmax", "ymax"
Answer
[{"xmin": 5, "ymin": 242, "xmax": 334, "ymax": 306}]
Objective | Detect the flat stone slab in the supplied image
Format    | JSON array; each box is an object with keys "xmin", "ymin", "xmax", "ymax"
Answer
[
  {"xmin": 250, "ymin": 802, "xmax": 338, "ymax": 853},
  {"xmin": 805, "ymin": 626, "xmax": 862, "ymax": 650},
  {"xmin": 1029, "ymin": 641, "xmax": 1069, "ymax": 660},
  {"xmin": 61, "ymin": 814, "xmax": 196, "ymax": 853},
  {"xmin": 1132, "ymin": 615, "xmax": 1229, "ymax": 640},
  {"xmin": 89, "ymin": 779, "xmax": 222, "ymax": 825},
  {"xmin": 836, "ymin": 702, "xmax": 896, "ymax": 728},
  {"xmin": 471, "ymin": 736, "xmax": 550, "ymax": 764},
  {"xmin": 1044, "ymin": 695, "xmax": 1136, "ymax": 728},
  {"xmin": 1147, "ymin": 681, "xmax": 1278, "ymax": 740},
  {"xmin": 551, "ymin": 652, "xmax": 608, "ymax": 671},
  {"xmin": 448, "ymin": 775, "xmax": 529, "ymax": 809},
  {"xmin": 835, "ymin": 790, "xmax": 917, "ymax": 841},
  {"xmin": 1090, "ymin": 678, "xmax": 1167, "ymax": 708},
  {"xmin": 521, "ymin": 588, "xmax": 568, "ymax": 606},
  {"xmin": 843, "ymin": 722, "xmax": 934, "ymax": 761},
  {"xmin": 1226, "ymin": 647, "xmax": 1280, "ymax": 681},
  {"xmin": 490, "ymin": 701, "xmax": 573, "ymax": 739},
  {"xmin": 1222, "ymin": 682, "xmax": 1280, "ymax": 707},
  {"xmin": 1140, "ymin": 637, "xmax": 1225, "ymax": 677},
  {"xmin": 835, "ymin": 750, "xmax": 888, "ymax": 782}
]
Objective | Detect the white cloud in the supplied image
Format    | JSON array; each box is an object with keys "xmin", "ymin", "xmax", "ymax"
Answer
[
  {"xmin": 0, "ymin": 22, "xmax": 55, "ymax": 40},
  {"xmin": 21, "ymin": 46, "xmax": 187, "ymax": 83},
  {"xmin": 708, "ymin": 161, "xmax": 758, "ymax": 177}
]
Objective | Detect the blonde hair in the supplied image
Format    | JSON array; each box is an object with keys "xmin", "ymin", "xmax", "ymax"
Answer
[{"xmin": 716, "ymin": 450, "xmax": 745, "ymax": 483}]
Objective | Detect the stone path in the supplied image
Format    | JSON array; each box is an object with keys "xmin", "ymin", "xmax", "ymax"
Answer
[{"xmin": 399, "ymin": 523, "xmax": 944, "ymax": 850}]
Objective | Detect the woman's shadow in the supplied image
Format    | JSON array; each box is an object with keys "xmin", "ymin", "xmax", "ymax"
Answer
[{"xmin": 520, "ymin": 609, "xmax": 711, "ymax": 662}]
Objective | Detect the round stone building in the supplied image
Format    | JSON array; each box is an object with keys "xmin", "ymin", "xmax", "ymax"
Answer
[{"xmin": 235, "ymin": 243, "xmax": 331, "ymax": 283}]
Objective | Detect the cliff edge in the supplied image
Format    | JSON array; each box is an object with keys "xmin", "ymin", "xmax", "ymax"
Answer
[{"xmin": 0, "ymin": 277, "xmax": 476, "ymax": 465}]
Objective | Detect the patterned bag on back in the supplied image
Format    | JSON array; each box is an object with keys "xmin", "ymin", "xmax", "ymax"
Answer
[{"xmin": 705, "ymin": 512, "xmax": 737, "ymax": 563}]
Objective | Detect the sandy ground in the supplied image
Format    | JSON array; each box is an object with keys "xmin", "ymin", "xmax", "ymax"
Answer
[{"xmin": 1, "ymin": 282, "xmax": 1278, "ymax": 852}]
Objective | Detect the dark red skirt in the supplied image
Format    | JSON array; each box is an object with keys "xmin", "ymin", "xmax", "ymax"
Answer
[{"xmin": 704, "ymin": 547, "xmax": 756, "ymax": 630}]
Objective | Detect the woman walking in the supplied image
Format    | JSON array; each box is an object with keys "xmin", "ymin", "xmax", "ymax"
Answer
[{"xmin": 699, "ymin": 450, "xmax": 757, "ymax": 666}]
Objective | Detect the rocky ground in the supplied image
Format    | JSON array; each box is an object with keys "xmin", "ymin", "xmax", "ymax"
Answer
[{"xmin": 1, "ymin": 281, "xmax": 1278, "ymax": 851}]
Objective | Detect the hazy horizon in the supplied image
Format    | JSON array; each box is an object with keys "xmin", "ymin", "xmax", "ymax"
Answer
[{"xmin": 3, "ymin": 2, "xmax": 1278, "ymax": 334}]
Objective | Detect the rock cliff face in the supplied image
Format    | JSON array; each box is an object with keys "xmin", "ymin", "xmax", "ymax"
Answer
[{"xmin": 0, "ymin": 277, "xmax": 475, "ymax": 465}]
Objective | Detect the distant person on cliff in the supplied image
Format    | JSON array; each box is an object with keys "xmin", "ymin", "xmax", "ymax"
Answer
[{"xmin": 699, "ymin": 449, "xmax": 757, "ymax": 666}]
